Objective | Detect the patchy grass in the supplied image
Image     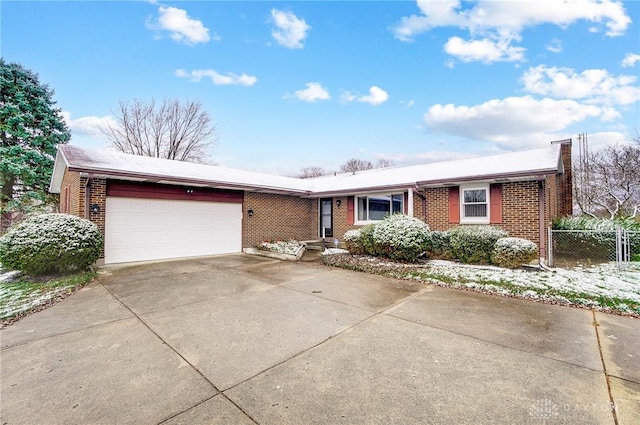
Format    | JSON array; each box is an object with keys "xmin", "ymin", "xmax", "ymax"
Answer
[
  {"xmin": 1, "ymin": 270, "xmax": 96, "ymax": 327},
  {"xmin": 323, "ymin": 254, "xmax": 640, "ymax": 317}
]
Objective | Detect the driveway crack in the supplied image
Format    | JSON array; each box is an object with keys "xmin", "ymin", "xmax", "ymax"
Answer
[{"xmin": 592, "ymin": 311, "xmax": 620, "ymax": 425}]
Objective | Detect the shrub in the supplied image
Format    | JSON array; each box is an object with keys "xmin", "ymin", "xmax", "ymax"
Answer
[
  {"xmin": 0, "ymin": 213, "xmax": 103, "ymax": 275},
  {"xmin": 553, "ymin": 215, "xmax": 640, "ymax": 231},
  {"xmin": 428, "ymin": 230, "xmax": 451, "ymax": 259},
  {"xmin": 343, "ymin": 229, "xmax": 365, "ymax": 254},
  {"xmin": 552, "ymin": 216, "xmax": 640, "ymax": 261},
  {"xmin": 359, "ymin": 224, "xmax": 377, "ymax": 256},
  {"xmin": 491, "ymin": 237, "xmax": 538, "ymax": 268},
  {"xmin": 372, "ymin": 214, "xmax": 430, "ymax": 262},
  {"xmin": 449, "ymin": 225, "xmax": 508, "ymax": 264}
]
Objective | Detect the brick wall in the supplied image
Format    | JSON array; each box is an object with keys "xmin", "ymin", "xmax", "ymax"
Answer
[
  {"xmin": 243, "ymin": 192, "xmax": 317, "ymax": 247},
  {"xmin": 60, "ymin": 170, "xmax": 82, "ymax": 216},
  {"xmin": 501, "ymin": 181, "xmax": 540, "ymax": 245},
  {"xmin": 89, "ymin": 178, "xmax": 106, "ymax": 239},
  {"xmin": 410, "ymin": 182, "xmax": 543, "ymax": 253},
  {"xmin": 422, "ymin": 187, "xmax": 450, "ymax": 231},
  {"xmin": 59, "ymin": 170, "xmax": 107, "ymax": 258},
  {"xmin": 332, "ymin": 196, "xmax": 359, "ymax": 240}
]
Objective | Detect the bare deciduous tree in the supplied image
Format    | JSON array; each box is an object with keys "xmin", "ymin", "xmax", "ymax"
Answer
[
  {"xmin": 574, "ymin": 141, "xmax": 640, "ymax": 218},
  {"xmin": 297, "ymin": 166, "xmax": 327, "ymax": 179},
  {"xmin": 339, "ymin": 158, "xmax": 374, "ymax": 173},
  {"xmin": 101, "ymin": 98, "xmax": 218, "ymax": 163},
  {"xmin": 375, "ymin": 158, "xmax": 395, "ymax": 168},
  {"xmin": 338, "ymin": 158, "xmax": 395, "ymax": 173}
]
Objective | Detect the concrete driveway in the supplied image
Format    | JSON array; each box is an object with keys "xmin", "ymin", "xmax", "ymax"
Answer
[{"xmin": 1, "ymin": 254, "xmax": 638, "ymax": 425}]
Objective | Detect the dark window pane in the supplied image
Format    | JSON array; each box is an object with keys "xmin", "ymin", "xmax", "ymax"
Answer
[
  {"xmin": 464, "ymin": 189, "xmax": 486, "ymax": 203},
  {"xmin": 369, "ymin": 197, "xmax": 390, "ymax": 220},
  {"xmin": 465, "ymin": 204, "xmax": 487, "ymax": 217},
  {"xmin": 392, "ymin": 194, "xmax": 403, "ymax": 213},
  {"xmin": 357, "ymin": 197, "xmax": 367, "ymax": 221}
]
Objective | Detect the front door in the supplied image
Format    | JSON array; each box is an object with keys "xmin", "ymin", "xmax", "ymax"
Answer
[{"xmin": 320, "ymin": 198, "xmax": 333, "ymax": 238}]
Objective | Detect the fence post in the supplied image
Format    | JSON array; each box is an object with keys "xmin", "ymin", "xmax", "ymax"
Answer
[
  {"xmin": 616, "ymin": 228, "xmax": 622, "ymax": 270},
  {"xmin": 547, "ymin": 227, "xmax": 553, "ymax": 267}
]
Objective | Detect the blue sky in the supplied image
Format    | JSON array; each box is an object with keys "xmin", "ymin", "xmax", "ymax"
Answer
[{"xmin": 3, "ymin": 0, "xmax": 639, "ymax": 175}]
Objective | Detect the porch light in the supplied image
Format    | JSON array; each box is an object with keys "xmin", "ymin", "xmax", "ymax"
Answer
[
  {"xmin": 90, "ymin": 204, "xmax": 100, "ymax": 214},
  {"xmin": 335, "ymin": 199, "xmax": 342, "ymax": 207},
  {"xmin": 247, "ymin": 208, "xmax": 254, "ymax": 217}
]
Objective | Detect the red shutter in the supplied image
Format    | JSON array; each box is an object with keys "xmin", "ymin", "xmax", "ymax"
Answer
[
  {"xmin": 490, "ymin": 184, "xmax": 503, "ymax": 224},
  {"xmin": 347, "ymin": 196, "xmax": 355, "ymax": 225},
  {"xmin": 404, "ymin": 192, "xmax": 409, "ymax": 214},
  {"xmin": 448, "ymin": 187, "xmax": 460, "ymax": 224}
]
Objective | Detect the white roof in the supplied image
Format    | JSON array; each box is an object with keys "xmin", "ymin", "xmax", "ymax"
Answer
[
  {"xmin": 50, "ymin": 144, "xmax": 564, "ymax": 196},
  {"xmin": 306, "ymin": 144, "xmax": 563, "ymax": 195},
  {"xmin": 50, "ymin": 145, "xmax": 309, "ymax": 195}
]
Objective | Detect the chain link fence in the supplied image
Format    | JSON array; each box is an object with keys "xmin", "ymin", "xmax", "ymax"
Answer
[{"xmin": 548, "ymin": 229, "xmax": 640, "ymax": 269}]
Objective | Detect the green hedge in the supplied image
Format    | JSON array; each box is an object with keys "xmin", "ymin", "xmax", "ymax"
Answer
[
  {"xmin": 449, "ymin": 225, "xmax": 508, "ymax": 264},
  {"xmin": 372, "ymin": 214, "xmax": 431, "ymax": 262},
  {"xmin": 491, "ymin": 237, "xmax": 538, "ymax": 268},
  {"xmin": 0, "ymin": 213, "xmax": 103, "ymax": 275}
]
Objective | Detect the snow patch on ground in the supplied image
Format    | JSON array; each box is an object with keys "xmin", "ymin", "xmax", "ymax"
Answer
[
  {"xmin": 425, "ymin": 260, "xmax": 640, "ymax": 304},
  {"xmin": 324, "ymin": 253, "xmax": 640, "ymax": 316},
  {"xmin": 0, "ymin": 271, "xmax": 21, "ymax": 283},
  {"xmin": 323, "ymin": 248, "xmax": 349, "ymax": 255}
]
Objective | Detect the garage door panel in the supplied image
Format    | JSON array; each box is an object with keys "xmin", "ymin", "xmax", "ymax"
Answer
[{"xmin": 105, "ymin": 197, "xmax": 242, "ymax": 264}]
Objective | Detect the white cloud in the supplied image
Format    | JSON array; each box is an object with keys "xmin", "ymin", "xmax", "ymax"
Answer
[
  {"xmin": 621, "ymin": 53, "xmax": 640, "ymax": 68},
  {"xmin": 291, "ymin": 82, "xmax": 330, "ymax": 102},
  {"xmin": 343, "ymin": 86, "xmax": 389, "ymax": 106},
  {"xmin": 401, "ymin": 100, "xmax": 416, "ymax": 109},
  {"xmin": 340, "ymin": 91, "xmax": 357, "ymax": 103},
  {"xmin": 175, "ymin": 69, "xmax": 257, "ymax": 86},
  {"xmin": 61, "ymin": 112, "xmax": 116, "ymax": 137},
  {"xmin": 147, "ymin": 6, "xmax": 210, "ymax": 45},
  {"xmin": 521, "ymin": 65, "xmax": 640, "ymax": 105},
  {"xmin": 444, "ymin": 36, "xmax": 525, "ymax": 63},
  {"xmin": 424, "ymin": 96, "xmax": 612, "ymax": 146},
  {"xmin": 359, "ymin": 86, "xmax": 389, "ymax": 105},
  {"xmin": 546, "ymin": 38, "xmax": 563, "ymax": 53},
  {"xmin": 584, "ymin": 131, "xmax": 629, "ymax": 151},
  {"xmin": 270, "ymin": 9, "xmax": 310, "ymax": 49},
  {"xmin": 391, "ymin": 0, "xmax": 630, "ymax": 63}
]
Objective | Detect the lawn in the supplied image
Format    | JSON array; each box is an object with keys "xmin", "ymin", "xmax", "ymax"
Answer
[
  {"xmin": 323, "ymin": 254, "xmax": 640, "ymax": 317},
  {"xmin": 0, "ymin": 269, "xmax": 96, "ymax": 327}
]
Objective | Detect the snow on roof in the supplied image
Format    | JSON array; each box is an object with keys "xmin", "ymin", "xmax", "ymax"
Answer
[
  {"xmin": 51, "ymin": 145, "xmax": 309, "ymax": 194},
  {"xmin": 50, "ymin": 143, "xmax": 564, "ymax": 196},
  {"xmin": 305, "ymin": 144, "xmax": 563, "ymax": 195}
]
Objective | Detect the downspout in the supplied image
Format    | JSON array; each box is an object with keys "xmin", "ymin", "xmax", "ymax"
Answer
[
  {"xmin": 407, "ymin": 187, "xmax": 414, "ymax": 217},
  {"xmin": 413, "ymin": 185, "xmax": 427, "ymax": 222},
  {"xmin": 538, "ymin": 178, "xmax": 546, "ymax": 266},
  {"xmin": 423, "ymin": 189, "xmax": 427, "ymax": 222},
  {"xmin": 81, "ymin": 173, "xmax": 92, "ymax": 219}
]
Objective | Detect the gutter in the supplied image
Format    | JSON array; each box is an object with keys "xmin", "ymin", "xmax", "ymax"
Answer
[
  {"xmin": 66, "ymin": 166, "xmax": 310, "ymax": 196},
  {"xmin": 416, "ymin": 169, "xmax": 557, "ymax": 187},
  {"xmin": 81, "ymin": 173, "xmax": 92, "ymax": 219},
  {"xmin": 414, "ymin": 185, "xmax": 427, "ymax": 222},
  {"xmin": 538, "ymin": 178, "xmax": 546, "ymax": 265}
]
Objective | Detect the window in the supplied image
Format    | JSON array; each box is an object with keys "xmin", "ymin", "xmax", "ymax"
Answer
[
  {"xmin": 460, "ymin": 185, "xmax": 489, "ymax": 223},
  {"xmin": 356, "ymin": 193, "xmax": 403, "ymax": 222}
]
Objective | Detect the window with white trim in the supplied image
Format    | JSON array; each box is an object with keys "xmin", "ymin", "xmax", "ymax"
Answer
[
  {"xmin": 460, "ymin": 184, "xmax": 489, "ymax": 224},
  {"xmin": 356, "ymin": 193, "xmax": 403, "ymax": 223}
]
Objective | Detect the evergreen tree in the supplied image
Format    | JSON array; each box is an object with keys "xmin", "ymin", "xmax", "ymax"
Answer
[{"xmin": 0, "ymin": 59, "xmax": 70, "ymax": 231}]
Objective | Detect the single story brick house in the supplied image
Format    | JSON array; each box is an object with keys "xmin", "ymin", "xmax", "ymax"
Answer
[{"xmin": 49, "ymin": 140, "xmax": 572, "ymax": 265}]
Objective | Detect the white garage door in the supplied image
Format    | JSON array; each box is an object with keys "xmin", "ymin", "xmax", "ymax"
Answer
[{"xmin": 105, "ymin": 197, "xmax": 242, "ymax": 264}]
